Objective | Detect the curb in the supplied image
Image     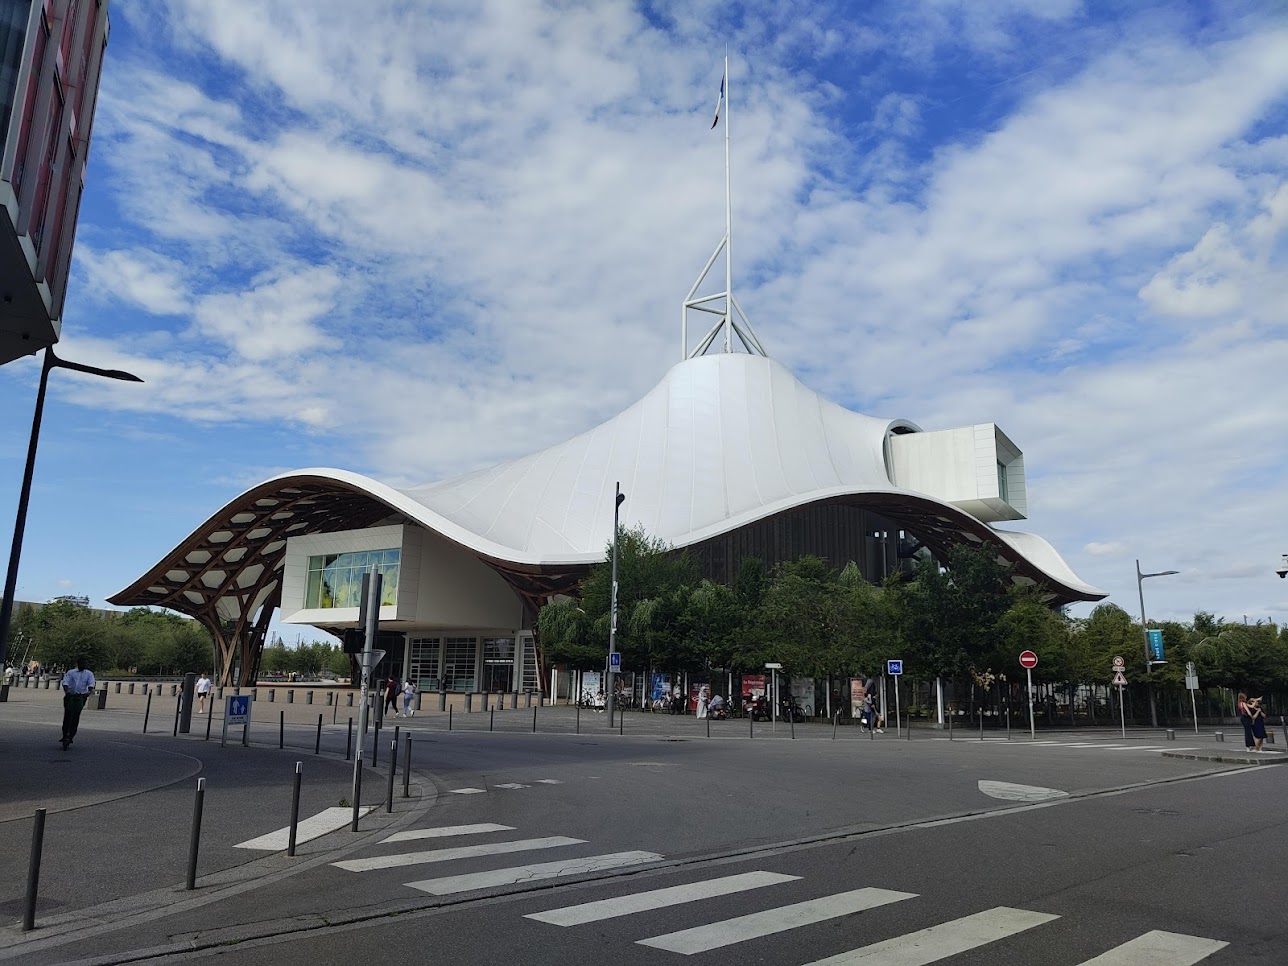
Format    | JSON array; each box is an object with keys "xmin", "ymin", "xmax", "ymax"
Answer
[{"xmin": 1161, "ymin": 750, "xmax": 1288, "ymax": 765}]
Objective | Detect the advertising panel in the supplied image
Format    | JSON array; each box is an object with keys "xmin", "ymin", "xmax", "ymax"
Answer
[
  {"xmin": 741, "ymin": 673, "xmax": 766, "ymax": 698},
  {"xmin": 850, "ymin": 678, "xmax": 868, "ymax": 718}
]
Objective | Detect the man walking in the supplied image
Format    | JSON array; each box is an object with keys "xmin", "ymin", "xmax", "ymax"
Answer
[
  {"xmin": 195, "ymin": 671, "xmax": 212, "ymax": 713},
  {"xmin": 60, "ymin": 656, "xmax": 96, "ymax": 750}
]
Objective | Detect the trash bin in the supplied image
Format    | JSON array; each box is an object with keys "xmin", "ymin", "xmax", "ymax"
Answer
[{"xmin": 95, "ymin": 688, "xmax": 107, "ymax": 710}]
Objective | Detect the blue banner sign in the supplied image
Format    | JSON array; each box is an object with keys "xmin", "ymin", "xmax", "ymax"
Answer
[{"xmin": 1147, "ymin": 629, "xmax": 1164, "ymax": 662}]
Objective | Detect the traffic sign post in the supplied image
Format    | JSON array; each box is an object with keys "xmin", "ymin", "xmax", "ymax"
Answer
[
  {"xmin": 1018, "ymin": 651, "xmax": 1038, "ymax": 739},
  {"xmin": 1112, "ymin": 661, "xmax": 1128, "ymax": 737},
  {"xmin": 887, "ymin": 660, "xmax": 903, "ymax": 737},
  {"xmin": 608, "ymin": 652, "xmax": 621, "ymax": 672},
  {"xmin": 221, "ymin": 694, "xmax": 252, "ymax": 748},
  {"xmin": 1186, "ymin": 661, "xmax": 1200, "ymax": 734}
]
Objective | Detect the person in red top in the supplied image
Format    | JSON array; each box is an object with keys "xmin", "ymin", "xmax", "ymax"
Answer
[{"xmin": 383, "ymin": 677, "xmax": 401, "ymax": 717}]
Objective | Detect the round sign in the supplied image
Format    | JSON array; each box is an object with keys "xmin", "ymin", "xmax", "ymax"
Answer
[
  {"xmin": 1019, "ymin": 650, "xmax": 1038, "ymax": 669},
  {"xmin": 1112, "ymin": 655, "xmax": 1125, "ymax": 669}
]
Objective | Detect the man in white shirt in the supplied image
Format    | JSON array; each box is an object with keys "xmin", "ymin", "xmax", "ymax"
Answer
[
  {"xmin": 195, "ymin": 672, "xmax": 212, "ymax": 713},
  {"xmin": 60, "ymin": 656, "xmax": 96, "ymax": 749}
]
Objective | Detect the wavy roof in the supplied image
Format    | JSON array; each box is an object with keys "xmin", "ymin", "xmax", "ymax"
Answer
[{"xmin": 111, "ymin": 354, "xmax": 1104, "ymax": 621}]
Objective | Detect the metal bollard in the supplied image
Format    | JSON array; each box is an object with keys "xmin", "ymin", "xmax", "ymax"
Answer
[
  {"xmin": 465, "ymin": 693, "xmax": 473, "ymax": 713},
  {"xmin": 186, "ymin": 780, "xmax": 205, "ymax": 890},
  {"xmin": 287, "ymin": 764, "xmax": 302, "ymax": 857},
  {"xmin": 749, "ymin": 711, "xmax": 754, "ymax": 739},
  {"xmin": 205, "ymin": 698, "xmax": 214, "ymax": 741},
  {"xmin": 22, "ymin": 808, "xmax": 46, "ymax": 931},
  {"xmin": 1166, "ymin": 729, "xmax": 1175, "ymax": 741},
  {"xmin": 346, "ymin": 717, "xmax": 352, "ymax": 760},
  {"xmin": 115, "ymin": 682, "xmax": 122, "ymax": 694},
  {"xmin": 707, "ymin": 714, "xmax": 711, "ymax": 738},
  {"xmin": 490, "ymin": 709, "xmax": 494, "ymax": 732},
  {"xmin": 790, "ymin": 710, "xmax": 795, "ymax": 740},
  {"xmin": 402, "ymin": 736, "xmax": 412, "ymax": 798},
  {"xmin": 351, "ymin": 753, "xmax": 364, "ymax": 831},
  {"xmin": 1215, "ymin": 732, "xmax": 1224, "ymax": 742},
  {"xmin": 619, "ymin": 709, "xmax": 623, "ymax": 736},
  {"xmin": 948, "ymin": 708, "xmax": 953, "ymax": 740},
  {"xmin": 129, "ymin": 682, "xmax": 135, "ymax": 694},
  {"xmin": 269, "ymin": 689, "xmax": 275, "ymax": 702},
  {"xmin": 438, "ymin": 689, "xmax": 447, "ymax": 712},
  {"xmin": 279, "ymin": 710, "xmax": 285, "ymax": 749},
  {"xmin": 315, "ymin": 714, "xmax": 323, "ymax": 754},
  {"xmin": 143, "ymin": 691, "xmax": 153, "ymax": 733},
  {"xmin": 371, "ymin": 720, "xmax": 380, "ymax": 768},
  {"xmin": 347, "ymin": 693, "xmax": 354, "ymax": 707},
  {"xmin": 833, "ymin": 711, "xmax": 838, "ymax": 740},
  {"xmin": 386, "ymin": 740, "xmax": 397, "ymax": 813},
  {"xmin": 173, "ymin": 696, "xmax": 181, "ymax": 737},
  {"xmin": 448, "ymin": 707, "xmax": 453, "ymax": 731},
  {"xmin": 533, "ymin": 703, "xmax": 538, "ymax": 733},
  {"xmin": 980, "ymin": 710, "xmax": 984, "ymax": 741},
  {"xmin": 576, "ymin": 703, "xmax": 580, "ymax": 734}
]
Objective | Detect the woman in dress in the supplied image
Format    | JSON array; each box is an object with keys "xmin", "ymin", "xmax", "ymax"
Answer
[
  {"xmin": 1238, "ymin": 692, "xmax": 1253, "ymax": 751},
  {"xmin": 1248, "ymin": 697, "xmax": 1267, "ymax": 752}
]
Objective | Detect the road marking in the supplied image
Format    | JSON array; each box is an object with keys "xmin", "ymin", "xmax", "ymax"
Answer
[
  {"xmin": 449, "ymin": 787, "xmax": 486, "ymax": 794},
  {"xmin": 527, "ymin": 871, "xmax": 800, "ymax": 926},
  {"xmin": 637, "ymin": 888, "xmax": 915, "ymax": 954},
  {"xmin": 381, "ymin": 823, "xmax": 514, "ymax": 844},
  {"xmin": 803, "ymin": 906, "xmax": 1059, "ymax": 965},
  {"xmin": 1075, "ymin": 930, "xmax": 1228, "ymax": 964},
  {"xmin": 406, "ymin": 851, "xmax": 662, "ymax": 895},
  {"xmin": 977, "ymin": 781, "xmax": 1068, "ymax": 802},
  {"xmin": 535, "ymin": 779, "xmax": 562, "ymax": 784},
  {"xmin": 1106, "ymin": 746, "xmax": 1164, "ymax": 752},
  {"xmin": 234, "ymin": 807, "xmax": 375, "ymax": 850},
  {"xmin": 495, "ymin": 782, "xmax": 529, "ymax": 789},
  {"xmin": 331, "ymin": 835, "xmax": 586, "ymax": 872}
]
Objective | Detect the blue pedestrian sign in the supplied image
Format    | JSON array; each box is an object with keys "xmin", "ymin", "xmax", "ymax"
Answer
[
  {"xmin": 609, "ymin": 651, "xmax": 621, "ymax": 671},
  {"xmin": 887, "ymin": 659, "xmax": 903, "ymax": 676},
  {"xmin": 226, "ymin": 695, "xmax": 251, "ymax": 724},
  {"xmin": 1147, "ymin": 629, "xmax": 1165, "ymax": 662}
]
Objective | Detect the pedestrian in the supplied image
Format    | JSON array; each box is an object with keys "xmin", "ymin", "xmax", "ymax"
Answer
[
  {"xmin": 60, "ymin": 656, "xmax": 96, "ymax": 750},
  {"xmin": 402, "ymin": 678, "xmax": 416, "ymax": 717},
  {"xmin": 1249, "ymin": 697, "xmax": 1268, "ymax": 752},
  {"xmin": 384, "ymin": 676, "xmax": 400, "ymax": 717},
  {"xmin": 697, "ymin": 685, "xmax": 710, "ymax": 719},
  {"xmin": 1238, "ymin": 691, "xmax": 1253, "ymax": 751},
  {"xmin": 195, "ymin": 671, "xmax": 212, "ymax": 713}
]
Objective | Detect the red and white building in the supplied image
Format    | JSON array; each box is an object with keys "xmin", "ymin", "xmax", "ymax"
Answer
[{"xmin": 0, "ymin": 0, "xmax": 109, "ymax": 366}]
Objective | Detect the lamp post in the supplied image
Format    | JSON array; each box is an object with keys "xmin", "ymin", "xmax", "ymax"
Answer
[
  {"xmin": 0, "ymin": 348, "xmax": 143, "ymax": 670},
  {"xmin": 605, "ymin": 482, "xmax": 625, "ymax": 727},
  {"xmin": 1136, "ymin": 558, "xmax": 1179, "ymax": 728}
]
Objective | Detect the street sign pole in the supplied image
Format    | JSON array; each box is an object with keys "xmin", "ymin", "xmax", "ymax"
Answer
[
  {"xmin": 1186, "ymin": 661, "xmax": 1200, "ymax": 734},
  {"xmin": 1026, "ymin": 667, "xmax": 1034, "ymax": 740},
  {"xmin": 354, "ymin": 566, "xmax": 382, "ymax": 807},
  {"xmin": 1118, "ymin": 684, "xmax": 1126, "ymax": 738}
]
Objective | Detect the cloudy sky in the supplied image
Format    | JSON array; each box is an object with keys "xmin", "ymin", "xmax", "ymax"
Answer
[{"xmin": 1, "ymin": 0, "xmax": 1286, "ymax": 640}]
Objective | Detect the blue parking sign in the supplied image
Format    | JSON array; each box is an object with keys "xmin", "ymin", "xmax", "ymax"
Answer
[{"xmin": 887, "ymin": 659, "xmax": 903, "ymax": 676}]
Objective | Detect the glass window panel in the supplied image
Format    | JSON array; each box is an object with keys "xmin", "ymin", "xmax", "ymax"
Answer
[{"xmin": 305, "ymin": 569, "xmax": 322, "ymax": 609}]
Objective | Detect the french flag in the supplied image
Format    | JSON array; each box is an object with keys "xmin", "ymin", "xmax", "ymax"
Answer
[{"xmin": 710, "ymin": 73, "xmax": 724, "ymax": 129}]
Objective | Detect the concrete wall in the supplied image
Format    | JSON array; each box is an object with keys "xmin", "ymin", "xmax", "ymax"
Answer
[{"xmin": 888, "ymin": 423, "xmax": 1027, "ymax": 523}]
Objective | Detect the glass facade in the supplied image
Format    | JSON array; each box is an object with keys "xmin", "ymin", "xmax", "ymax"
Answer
[
  {"xmin": 997, "ymin": 461, "xmax": 1009, "ymax": 503},
  {"xmin": 305, "ymin": 549, "xmax": 400, "ymax": 609},
  {"xmin": 482, "ymin": 637, "xmax": 514, "ymax": 692},
  {"xmin": 443, "ymin": 636, "xmax": 478, "ymax": 692},
  {"xmin": 409, "ymin": 637, "xmax": 441, "ymax": 691}
]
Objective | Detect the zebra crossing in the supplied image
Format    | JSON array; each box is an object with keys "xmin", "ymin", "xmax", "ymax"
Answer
[{"xmin": 329, "ymin": 821, "xmax": 1231, "ymax": 963}]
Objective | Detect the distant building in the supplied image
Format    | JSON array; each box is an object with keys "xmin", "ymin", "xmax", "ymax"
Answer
[
  {"xmin": 0, "ymin": 0, "xmax": 110, "ymax": 365},
  {"xmin": 50, "ymin": 593, "xmax": 89, "ymax": 607}
]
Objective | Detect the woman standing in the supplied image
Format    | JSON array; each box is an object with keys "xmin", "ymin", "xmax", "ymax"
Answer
[
  {"xmin": 1249, "ymin": 698, "xmax": 1268, "ymax": 752},
  {"xmin": 1238, "ymin": 692, "xmax": 1253, "ymax": 751}
]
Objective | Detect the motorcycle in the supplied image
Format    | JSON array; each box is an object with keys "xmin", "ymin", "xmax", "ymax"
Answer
[{"xmin": 742, "ymin": 694, "xmax": 771, "ymax": 721}]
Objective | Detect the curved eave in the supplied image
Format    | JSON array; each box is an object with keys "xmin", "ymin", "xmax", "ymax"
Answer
[{"xmin": 111, "ymin": 469, "xmax": 1104, "ymax": 617}]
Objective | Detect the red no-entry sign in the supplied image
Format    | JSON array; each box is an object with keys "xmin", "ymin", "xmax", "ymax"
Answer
[{"xmin": 1019, "ymin": 650, "xmax": 1038, "ymax": 669}]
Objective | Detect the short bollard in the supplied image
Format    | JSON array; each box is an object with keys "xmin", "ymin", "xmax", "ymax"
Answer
[
  {"xmin": 279, "ymin": 710, "xmax": 285, "ymax": 750},
  {"xmin": 464, "ymin": 693, "xmax": 473, "ymax": 713},
  {"xmin": 393, "ymin": 725, "xmax": 400, "ymax": 758},
  {"xmin": 833, "ymin": 712, "xmax": 839, "ymax": 740},
  {"xmin": 979, "ymin": 710, "xmax": 984, "ymax": 741},
  {"xmin": 143, "ymin": 691, "xmax": 153, "ymax": 733},
  {"xmin": 351, "ymin": 753, "xmax": 364, "ymax": 831},
  {"xmin": 533, "ymin": 703, "xmax": 538, "ymax": 733},
  {"xmin": 173, "ymin": 696, "xmax": 181, "ymax": 737},
  {"xmin": 288, "ymin": 690, "xmax": 294, "ymax": 704},
  {"xmin": 490, "ymin": 709, "xmax": 495, "ymax": 732},
  {"xmin": 347, "ymin": 693, "xmax": 354, "ymax": 707},
  {"xmin": 707, "ymin": 714, "xmax": 711, "ymax": 738},
  {"xmin": 129, "ymin": 682, "xmax": 136, "ymax": 694},
  {"xmin": 287, "ymin": 764, "xmax": 302, "ymax": 857},
  {"xmin": 22, "ymin": 807, "xmax": 46, "ymax": 931},
  {"xmin": 619, "ymin": 710, "xmax": 624, "ymax": 736},
  {"xmin": 402, "ymin": 736, "xmax": 412, "ymax": 798},
  {"xmin": 385, "ymin": 740, "xmax": 397, "ymax": 813},
  {"xmin": 870, "ymin": 717, "xmax": 874, "ymax": 740},
  {"xmin": 576, "ymin": 703, "xmax": 580, "ymax": 734},
  {"xmin": 438, "ymin": 689, "xmax": 447, "ymax": 712},
  {"xmin": 1215, "ymin": 732, "xmax": 1225, "ymax": 742},
  {"xmin": 346, "ymin": 717, "xmax": 353, "ymax": 760},
  {"xmin": 315, "ymin": 714, "xmax": 323, "ymax": 754},
  {"xmin": 790, "ymin": 711, "xmax": 795, "ymax": 740},
  {"xmin": 749, "ymin": 712, "xmax": 754, "ymax": 739},
  {"xmin": 371, "ymin": 720, "xmax": 380, "ymax": 768},
  {"xmin": 205, "ymin": 698, "xmax": 214, "ymax": 741},
  {"xmin": 186, "ymin": 780, "xmax": 205, "ymax": 891},
  {"xmin": 448, "ymin": 707, "xmax": 453, "ymax": 731},
  {"xmin": 1166, "ymin": 729, "xmax": 1176, "ymax": 741},
  {"xmin": 948, "ymin": 710, "xmax": 953, "ymax": 740}
]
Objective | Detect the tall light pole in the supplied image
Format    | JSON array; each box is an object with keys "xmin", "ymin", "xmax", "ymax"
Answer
[
  {"xmin": 605, "ymin": 483, "xmax": 625, "ymax": 727},
  {"xmin": 1136, "ymin": 558, "xmax": 1179, "ymax": 728},
  {"xmin": 0, "ymin": 348, "xmax": 143, "ymax": 670}
]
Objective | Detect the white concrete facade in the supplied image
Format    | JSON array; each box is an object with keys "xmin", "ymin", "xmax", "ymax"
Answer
[{"xmin": 888, "ymin": 423, "xmax": 1027, "ymax": 523}]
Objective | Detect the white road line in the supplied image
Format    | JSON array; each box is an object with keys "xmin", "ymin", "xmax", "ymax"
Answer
[
  {"xmin": 331, "ymin": 835, "xmax": 586, "ymax": 872},
  {"xmin": 495, "ymin": 783, "xmax": 529, "ymax": 789},
  {"xmin": 1075, "ymin": 930, "xmax": 1228, "ymax": 965},
  {"xmin": 234, "ymin": 807, "xmax": 375, "ymax": 850},
  {"xmin": 449, "ymin": 787, "xmax": 486, "ymax": 794},
  {"xmin": 535, "ymin": 779, "xmax": 562, "ymax": 784},
  {"xmin": 1106, "ymin": 746, "xmax": 1164, "ymax": 752},
  {"xmin": 636, "ymin": 888, "xmax": 916, "ymax": 954},
  {"xmin": 406, "ymin": 851, "xmax": 662, "ymax": 895},
  {"xmin": 527, "ymin": 871, "xmax": 800, "ymax": 926},
  {"xmin": 381, "ymin": 823, "xmax": 514, "ymax": 844},
  {"xmin": 803, "ymin": 906, "xmax": 1059, "ymax": 965}
]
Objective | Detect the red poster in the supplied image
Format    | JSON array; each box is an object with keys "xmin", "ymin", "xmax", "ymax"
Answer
[{"xmin": 742, "ymin": 674, "xmax": 766, "ymax": 697}]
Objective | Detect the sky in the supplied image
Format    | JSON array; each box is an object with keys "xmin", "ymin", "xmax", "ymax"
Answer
[{"xmin": 1, "ymin": 0, "xmax": 1286, "ymax": 644}]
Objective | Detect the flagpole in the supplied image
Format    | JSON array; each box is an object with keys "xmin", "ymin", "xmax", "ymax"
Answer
[{"xmin": 723, "ymin": 48, "xmax": 732, "ymax": 353}]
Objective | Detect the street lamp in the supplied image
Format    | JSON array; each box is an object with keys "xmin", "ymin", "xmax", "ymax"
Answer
[
  {"xmin": 1136, "ymin": 558, "xmax": 1179, "ymax": 728},
  {"xmin": 0, "ymin": 348, "xmax": 143, "ymax": 670},
  {"xmin": 605, "ymin": 482, "xmax": 625, "ymax": 727}
]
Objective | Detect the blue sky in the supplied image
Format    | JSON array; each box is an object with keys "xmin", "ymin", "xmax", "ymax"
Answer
[{"xmin": 1, "ymin": 0, "xmax": 1287, "ymax": 642}]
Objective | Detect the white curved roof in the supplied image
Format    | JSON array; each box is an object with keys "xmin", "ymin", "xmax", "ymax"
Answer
[{"xmin": 112, "ymin": 352, "xmax": 1104, "ymax": 616}]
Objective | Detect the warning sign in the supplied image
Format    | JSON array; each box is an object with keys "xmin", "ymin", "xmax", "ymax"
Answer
[{"xmin": 1112, "ymin": 669, "xmax": 1128, "ymax": 687}]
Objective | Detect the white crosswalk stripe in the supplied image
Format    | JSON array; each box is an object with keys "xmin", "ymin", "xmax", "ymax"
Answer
[
  {"xmin": 332, "ymin": 835, "xmax": 585, "ymax": 872},
  {"xmin": 495, "ymin": 782, "xmax": 530, "ymax": 788},
  {"xmin": 1074, "ymin": 929, "xmax": 1228, "ymax": 964},
  {"xmin": 381, "ymin": 823, "xmax": 514, "ymax": 844},
  {"xmin": 526, "ymin": 871, "xmax": 800, "ymax": 926},
  {"xmin": 803, "ymin": 906, "xmax": 1059, "ymax": 965},
  {"xmin": 234, "ymin": 807, "xmax": 375, "ymax": 850},
  {"xmin": 406, "ymin": 851, "xmax": 663, "ymax": 895},
  {"xmin": 449, "ymin": 787, "xmax": 486, "ymax": 794},
  {"xmin": 636, "ymin": 888, "xmax": 916, "ymax": 954}
]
